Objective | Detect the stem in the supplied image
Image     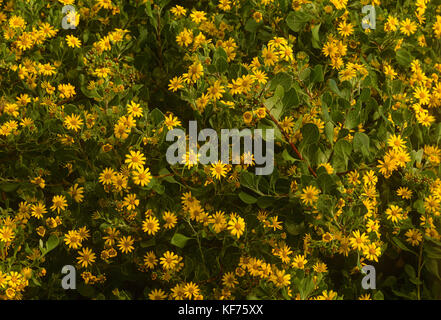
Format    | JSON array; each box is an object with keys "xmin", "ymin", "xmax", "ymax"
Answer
[
  {"xmin": 263, "ymin": 105, "xmax": 317, "ymax": 178},
  {"xmin": 417, "ymin": 243, "xmax": 423, "ymax": 300}
]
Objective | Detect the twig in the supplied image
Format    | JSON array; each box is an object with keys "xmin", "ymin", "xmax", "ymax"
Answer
[{"xmin": 263, "ymin": 105, "xmax": 317, "ymax": 178}]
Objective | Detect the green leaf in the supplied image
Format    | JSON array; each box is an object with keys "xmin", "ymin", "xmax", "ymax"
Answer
[
  {"xmin": 396, "ymin": 49, "xmax": 413, "ymax": 67},
  {"xmin": 216, "ymin": 57, "xmax": 228, "ymax": 73},
  {"xmin": 286, "ymin": 11, "xmax": 311, "ymax": 32},
  {"xmin": 373, "ymin": 290, "xmax": 384, "ymax": 300},
  {"xmin": 282, "ymin": 87, "xmax": 299, "ymax": 108},
  {"xmin": 392, "ymin": 237, "xmax": 417, "ymax": 255},
  {"xmin": 282, "ymin": 149, "xmax": 297, "ymax": 162},
  {"xmin": 170, "ymin": 233, "xmax": 192, "ymax": 248},
  {"xmin": 311, "ymin": 24, "xmax": 321, "ymax": 49},
  {"xmin": 328, "ymin": 79, "xmax": 343, "ymax": 98},
  {"xmin": 245, "ymin": 18, "xmax": 260, "ymax": 33},
  {"xmin": 150, "ymin": 108, "xmax": 165, "ymax": 125},
  {"xmin": 334, "ymin": 139, "xmax": 352, "ymax": 165},
  {"xmin": 311, "ymin": 64, "xmax": 324, "ymax": 83},
  {"xmin": 0, "ymin": 183, "xmax": 20, "ymax": 193},
  {"xmin": 46, "ymin": 235, "xmax": 59, "ymax": 252},
  {"xmin": 353, "ymin": 132, "xmax": 370, "ymax": 158},
  {"xmin": 325, "ymin": 122, "xmax": 334, "ymax": 144},
  {"xmin": 301, "ymin": 123, "xmax": 319, "ymax": 145},
  {"xmin": 239, "ymin": 191, "xmax": 258, "ymax": 204}
]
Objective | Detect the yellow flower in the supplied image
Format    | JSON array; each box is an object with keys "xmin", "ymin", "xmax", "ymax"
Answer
[
  {"xmin": 168, "ymin": 76, "xmax": 184, "ymax": 92},
  {"xmin": 123, "ymin": 193, "xmax": 139, "ymax": 211},
  {"xmin": 64, "ymin": 114, "xmax": 83, "ymax": 131},
  {"xmin": 66, "ymin": 34, "xmax": 81, "ymax": 48},
  {"xmin": 117, "ymin": 236, "xmax": 134, "ymax": 254},
  {"xmin": 143, "ymin": 251, "xmax": 158, "ymax": 269},
  {"xmin": 337, "ymin": 20, "xmax": 354, "ymax": 37},
  {"xmin": 162, "ymin": 211, "xmax": 177, "ymax": 229},
  {"xmin": 210, "ymin": 160, "xmax": 229, "ymax": 180},
  {"xmin": 227, "ymin": 216, "xmax": 245, "ymax": 239},
  {"xmin": 400, "ymin": 18, "xmax": 417, "ymax": 36},
  {"xmin": 189, "ymin": 10, "xmax": 207, "ymax": 24},
  {"xmin": 349, "ymin": 230, "xmax": 368, "ymax": 251},
  {"xmin": 132, "ymin": 167, "xmax": 152, "ymax": 186},
  {"xmin": 50, "ymin": 195, "xmax": 67, "ymax": 213},
  {"xmin": 127, "ymin": 101, "xmax": 143, "ymax": 118},
  {"xmin": 363, "ymin": 243, "xmax": 381, "ymax": 262},
  {"xmin": 148, "ymin": 288, "xmax": 167, "ymax": 300},
  {"xmin": 300, "ymin": 185, "xmax": 320, "ymax": 206},
  {"xmin": 405, "ymin": 229, "xmax": 422, "ymax": 246},
  {"xmin": 77, "ymin": 248, "xmax": 96, "ymax": 268},
  {"xmin": 142, "ymin": 216, "xmax": 160, "ymax": 235},
  {"xmin": 160, "ymin": 251, "xmax": 180, "ymax": 270},
  {"xmin": 170, "ymin": 5, "xmax": 187, "ymax": 17},
  {"xmin": 387, "ymin": 134, "xmax": 406, "ymax": 151},
  {"xmin": 125, "ymin": 150, "xmax": 146, "ymax": 171},
  {"xmin": 292, "ymin": 254, "xmax": 308, "ymax": 269},
  {"xmin": 64, "ymin": 230, "xmax": 82, "ymax": 249},
  {"xmin": 0, "ymin": 226, "xmax": 15, "ymax": 243},
  {"xmin": 99, "ymin": 167, "xmax": 116, "ymax": 185},
  {"xmin": 164, "ymin": 114, "xmax": 182, "ymax": 130}
]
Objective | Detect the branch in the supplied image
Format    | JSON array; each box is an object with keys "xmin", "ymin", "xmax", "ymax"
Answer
[{"xmin": 263, "ymin": 105, "xmax": 317, "ymax": 178}]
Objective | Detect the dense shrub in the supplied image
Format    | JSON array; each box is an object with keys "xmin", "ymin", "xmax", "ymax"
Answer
[{"xmin": 1, "ymin": 0, "xmax": 441, "ymax": 300}]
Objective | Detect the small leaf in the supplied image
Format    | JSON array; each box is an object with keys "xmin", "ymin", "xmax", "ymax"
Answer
[
  {"xmin": 239, "ymin": 191, "xmax": 258, "ymax": 204},
  {"xmin": 170, "ymin": 233, "xmax": 192, "ymax": 248}
]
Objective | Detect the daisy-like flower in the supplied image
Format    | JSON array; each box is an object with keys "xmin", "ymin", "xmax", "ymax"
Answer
[
  {"xmin": 291, "ymin": 254, "xmax": 308, "ymax": 269},
  {"xmin": 168, "ymin": 76, "xmax": 184, "ymax": 92},
  {"xmin": 337, "ymin": 20, "xmax": 354, "ymax": 37},
  {"xmin": 385, "ymin": 204, "xmax": 404, "ymax": 223},
  {"xmin": 227, "ymin": 216, "xmax": 245, "ymax": 239},
  {"xmin": 123, "ymin": 193, "xmax": 139, "ymax": 211},
  {"xmin": 270, "ymin": 269, "xmax": 291, "ymax": 288},
  {"xmin": 414, "ymin": 86, "xmax": 430, "ymax": 105},
  {"xmin": 405, "ymin": 229, "xmax": 423, "ymax": 246},
  {"xmin": 66, "ymin": 34, "xmax": 81, "ymax": 48},
  {"xmin": 160, "ymin": 251, "xmax": 180, "ymax": 270},
  {"xmin": 143, "ymin": 251, "xmax": 158, "ymax": 269},
  {"xmin": 68, "ymin": 184, "xmax": 84, "ymax": 203},
  {"xmin": 117, "ymin": 236, "xmax": 134, "ymax": 254},
  {"xmin": 189, "ymin": 10, "xmax": 207, "ymax": 24},
  {"xmin": 125, "ymin": 150, "xmax": 146, "ymax": 171},
  {"xmin": 162, "ymin": 211, "xmax": 177, "ymax": 229},
  {"xmin": 210, "ymin": 161, "xmax": 229, "ymax": 180},
  {"xmin": 0, "ymin": 226, "xmax": 15, "ymax": 243},
  {"xmin": 132, "ymin": 167, "xmax": 152, "ymax": 187},
  {"xmin": 183, "ymin": 282, "xmax": 200, "ymax": 299},
  {"xmin": 31, "ymin": 202, "xmax": 47, "ymax": 219},
  {"xmin": 363, "ymin": 243, "xmax": 381, "ymax": 262},
  {"xmin": 300, "ymin": 186, "xmax": 320, "ymax": 206},
  {"xmin": 64, "ymin": 230, "xmax": 82, "ymax": 249},
  {"xmin": 142, "ymin": 216, "xmax": 160, "ymax": 235},
  {"xmin": 170, "ymin": 5, "xmax": 187, "ymax": 17},
  {"xmin": 396, "ymin": 187, "xmax": 412, "ymax": 199},
  {"xmin": 99, "ymin": 167, "xmax": 115, "ymax": 185},
  {"xmin": 148, "ymin": 289, "xmax": 167, "ymax": 300},
  {"xmin": 349, "ymin": 230, "xmax": 368, "ymax": 251},
  {"xmin": 50, "ymin": 195, "xmax": 67, "ymax": 213},
  {"xmin": 64, "ymin": 114, "xmax": 83, "ymax": 132},
  {"xmin": 164, "ymin": 114, "xmax": 181, "ymax": 130},
  {"xmin": 400, "ymin": 18, "xmax": 417, "ymax": 36},
  {"xmin": 387, "ymin": 134, "xmax": 406, "ymax": 151},
  {"xmin": 127, "ymin": 101, "xmax": 143, "ymax": 118},
  {"xmin": 77, "ymin": 248, "xmax": 96, "ymax": 268}
]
